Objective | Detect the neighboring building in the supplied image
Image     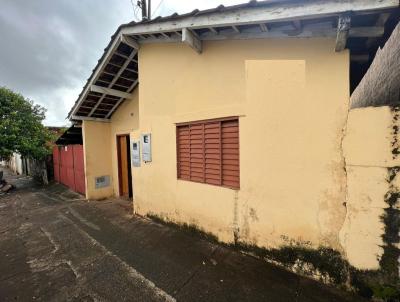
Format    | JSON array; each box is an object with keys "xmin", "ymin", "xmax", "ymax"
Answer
[
  {"xmin": 67, "ymin": 0, "xmax": 400, "ymax": 274},
  {"xmin": 7, "ymin": 153, "xmax": 24, "ymax": 175},
  {"xmin": 6, "ymin": 126, "xmax": 64, "ymax": 181}
]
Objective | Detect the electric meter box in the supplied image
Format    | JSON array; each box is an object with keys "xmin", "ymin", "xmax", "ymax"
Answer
[
  {"xmin": 141, "ymin": 133, "xmax": 152, "ymax": 162},
  {"xmin": 131, "ymin": 139, "xmax": 141, "ymax": 167},
  {"xmin": 95, "ymin": 175, "xmax": 110, "ymax": 189}
]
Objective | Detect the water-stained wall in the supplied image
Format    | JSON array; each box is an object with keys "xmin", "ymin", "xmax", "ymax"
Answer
[
  {"xmin": 132, "ymin": 38, "xmax": 350, "ymax": 250},
  {"xmin": 342, "ymin": 106, "xmax": 400, "ymax": 269}
]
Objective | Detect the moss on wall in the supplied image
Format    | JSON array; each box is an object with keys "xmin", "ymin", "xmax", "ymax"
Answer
[
  {"xmin": 236, "ymin": 242, "xmax": 349, "ymax": 284},
  {"xmin": 365, "ymin": 165, "xmax": 400, "ymax": 300},
  {"xmin": 146, "ymin": 213, "xmax": 219, "ymax": 243},
  {"xmin": 391, "ymin": 107, "xmax": 400, "ymax": 159}
]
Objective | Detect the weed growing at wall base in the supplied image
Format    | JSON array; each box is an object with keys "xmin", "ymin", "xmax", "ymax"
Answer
[{"xmin": 146, "ymin": 211, "xmax": 400, "ymax": 301}]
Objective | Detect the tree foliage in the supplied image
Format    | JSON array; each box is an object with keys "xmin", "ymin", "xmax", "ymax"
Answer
[{"xmin": 0, "ymin": 87, "xmax": 54, "ymax": 160}]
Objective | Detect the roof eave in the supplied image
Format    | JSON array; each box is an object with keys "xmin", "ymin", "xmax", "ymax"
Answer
[
  {"xmin": 119, "ymin": 0, "xmax": 399, "ymax": 36},
  {"xmin": 68, "ymin": 0, "xmax": 399, "ymax": 121}
]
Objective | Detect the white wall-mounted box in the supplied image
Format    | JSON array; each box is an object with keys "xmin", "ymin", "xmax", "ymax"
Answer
[
  {"xmin": 132, "ymin": 139, "xmax": 141, "ymax": 167},
  {"xmin": 141, "ymin": 133, "xmax": 152, "ymax": 162}
]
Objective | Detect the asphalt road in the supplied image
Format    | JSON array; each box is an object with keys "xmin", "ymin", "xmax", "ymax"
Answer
[{"xmin": 0, "ymin": 167, "xmax": 365, "ymax": 301}]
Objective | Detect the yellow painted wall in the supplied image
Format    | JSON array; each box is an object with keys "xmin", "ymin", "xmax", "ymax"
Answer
[
  {"xmin": 344, "ymin": 106, "xmax": 400, "ymax": 167},
  {"xmin": 129, "ymin": 38, "xmax": 350, "ymax": 248},
  {"xmin": 82, "ymin": 89, "xmax": 139, "ymax": 200},
  {"xmin": 79, "ymin": 38, "xmax": 398, "ymax": 271},
  {"xmin": 82, "ymin": 120, "xmax": 113, "ymax": 199},
  {"xmin": 341, "ymin": 106, "xmax": 400, "ymax": 269}
]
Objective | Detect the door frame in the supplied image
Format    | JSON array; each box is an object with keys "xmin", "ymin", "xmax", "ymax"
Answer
[{"xmin": 116, "ymin": 134, "xmax": 133, "ymax": 198}]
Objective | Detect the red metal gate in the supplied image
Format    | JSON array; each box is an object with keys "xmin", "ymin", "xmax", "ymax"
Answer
[
  {"xmin": 73, "ymin": 145, "xmax": 85, "ymax": 195},
  {"xmin": 53, "ymin": 147, "xmax": 60, "ymax": 182},
  {"xmin": 52, "ymin": 145, "xmax": 85, "ymax": 195}
]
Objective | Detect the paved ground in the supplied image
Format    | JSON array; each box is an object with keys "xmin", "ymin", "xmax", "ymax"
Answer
[{"xmin": 0, "ymin": 167, "xmax": 365, "ymax": 302}]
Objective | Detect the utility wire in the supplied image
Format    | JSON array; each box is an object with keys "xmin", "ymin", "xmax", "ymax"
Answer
[
  {"xmin": 130, "ymin": 0, "xmax": 142, "ymax": 21},
  {"xmin": 152, "ymin": 0, "xmax": 165, "ymax": 17}
]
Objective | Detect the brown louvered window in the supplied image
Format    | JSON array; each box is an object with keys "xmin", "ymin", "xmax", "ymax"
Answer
[{"xmin": 176, "ymin": 117, "xmax": 239, "ymax": 189}]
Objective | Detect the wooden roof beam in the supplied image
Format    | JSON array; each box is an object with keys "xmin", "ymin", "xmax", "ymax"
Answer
[
  {"xmin": 350, "ymin": 26, "xmax": 384, "ymax": 37},
  {"xmin": 133, "ymin": 16, "xmax": 385, "ymax": 42},
  {"xmin": 197, "ymin": 25, "xmax": 382, "ymax": 41},
  {"xmin": 259, "ymin": 23, "xmax": 269, "ymax": 32},
  {"xmin": 90, "ymin": 85, "xmax": 133, "ymax": 99},
  {"xmin": 88, "ymin": 46, "xmax": 137, "ymax": 117},
  {"xmin": 102, "ymin": 71, "xmax": 117, "ymax": 76},
  {"xmin": 182, "ymin": 28, "xmax": 202, "ymax": 54},
  {"xmin": 105, "ymin": 80, "xmax": 138, "ymax": 118},
  {"xmin": 105, "ymin": 98, "xmax": 124, "ymax": 119},
  {"xmin": 114, "ymin": 52, "xmax": 129, "ymax": 59},
  {"xmin": 121, "ymin": 35, "xmax": 140, "ymax": 49},
  {"xmin": 137, "ymin": 25, "xmax": 384, "ymax": 45},
  {"xmin": 232, "ymin": 25, "xmax": 240, "ymax": 33},
  {"xmin": 125, "ymin": 67, "xmax": 138, "ymax": 74},
  {"xmin": 71, "ymin": 115, "xmax": 111, "ymax": 122},
  {"xmin": 106, "ymin": 62, "xmax": 123, "ymax": 69},
  {"xmin": 335, "ymin": 14, "xmax": 351, "ymax": 52},
  {"xmin": 69, "ymin": 36, "xmax": 124, "ymax": 119},
  {"xmin": 209, "ymin": 27, "xmax": 218, "ymax": 34},
  {"xmin": 366, "ymin": 12, "xmax": 391, "ymax": 47},
  {"xmin": 292, "ymin": 20, "xmax": 302, "ymax": 30},
  {"xmin": 109, "ymin": 79, "xmax": 138, "ymax": 119},
  {"xmin": 87, "ymin": 94, "xmax": 106, "ymax": 116}
]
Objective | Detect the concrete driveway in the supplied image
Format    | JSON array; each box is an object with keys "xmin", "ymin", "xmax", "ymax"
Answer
[{"xmin": 0, "ymin": 167, "xmax": 364, "ymax": 302}]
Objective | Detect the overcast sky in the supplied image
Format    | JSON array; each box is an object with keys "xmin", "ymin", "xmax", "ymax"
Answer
[{"xmin": 0, "ymin": 0, "xmax": 244, "ymax": 126}]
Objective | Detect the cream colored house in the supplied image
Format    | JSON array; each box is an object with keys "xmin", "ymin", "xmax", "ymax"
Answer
[{"xmin": 67, "ymin": 0, "xmax": 400, "ymax": 280}]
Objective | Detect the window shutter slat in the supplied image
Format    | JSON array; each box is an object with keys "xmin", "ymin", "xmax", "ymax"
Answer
[
  {"xmin": 177, "ymin": 118, "xmax": 239, "ymax": 189},
  {"xmin": 204, "ymin": 121, "xmax": 221, "ymax": 185},
  {"xmin": 190, "ymin": 123, "xmax": 204, "ymax": 181},
  {"xmin": 221, "ymin": 119, "xmax": 240, "ymax": 188},
  {"xmin": 177, "ymin": 125, "xmax": 190, "ymax": 179}
]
